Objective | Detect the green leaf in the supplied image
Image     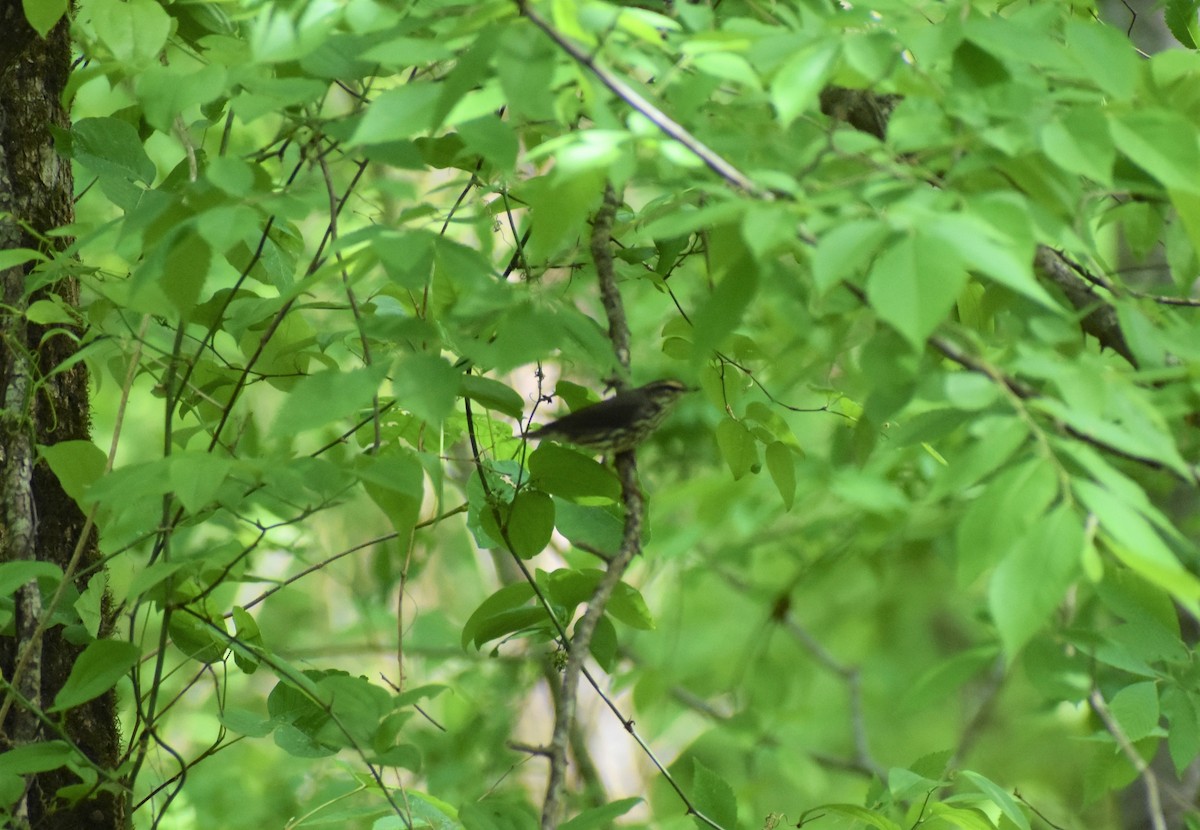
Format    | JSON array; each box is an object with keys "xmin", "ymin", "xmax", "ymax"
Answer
[
  {"xmin": 38, "ymin": 440, "xmax": 107, "ymax": 505},
  {"xmin": 461, "ymin": 797, "xmax": 539, "ymax": 830},
  {"xmin": 1161, "ymin": 685, "xmax": 1200, "ymax": 774},
  {"xmin": 959, "ymin": 770, "xmax": 1030, "ymax": 830},
  {"xmin": 165, "ymin": 233, "xmax": 212, "ymax": 316},
  {"xmin": 219, "ymin": 708, "xmax": 276, "ymax": 738},
  {"xmin": 522, "ymin": 169, "xmax": 607, "ymax": 263},
  {"xmin": 928, "ymin": 416, "xmax": 1028, "ymax": 500},
  {"xmin": 1033, "ymin": 395, "xmax": 1190, "ymax": 480},
  {"xmin": 989, "ymin": 505, "xmax": 1083, "ymax": 660},
  {"xmin": 231, "ymin": 607, "xmax": 263, "ymax": 675},
  {"xmin": 1167, "ymin": 188, "xmax": 1200, "ymax": 288},
  {"xmin": 901, "ymin": 645, "xmax": 999, "ymax": 713},
  {"xmin": 137, "ymin": 63, "xmax": 229, "ymax": 133},
  {"xmin": 926, "ymin": 803, "xmax": 998, "ymax": 830},
  {"xmin": 169, "ymin": 610, "xmax": 229, "ymax": 664},
  {"xmin": 461, "ymin": 582, "xmax": 535, "ymax": 650},
  {"xmin": 1107, "ymin": 681, "xmax": 1160, "ymax": 743},
  {"xmin": 867, "ymin": 231, "xmax": 968, "ymax": 348},
  {"xmin": 956, "ymin": 459, "xmax": 1058, "ymax": 585},
  {"xmin": 529, "ymin": 444, "xmax": 620, "ymax": 503},
  {"xmin": 690, "ymin": 224, "xmax": 758, "ymax": 365},
  {"xmin": 371, "ymin": 228, "xmax": 436, "ymax": 289},
  {"xmin": 799, "ymin": 804, "xmax": 901, "ymax": 830},
  {"xmin": 691, "ymin": 759, "xmax": 738, "ymax": 830},
  {"xmin": 560, "ymin": 797, "xmax": 641, "ymax": 830},
  {"xmin": 168, "ymin": 453, "xmax": 233, "ymax": 514},
  {"xmin": 716, "ymin": 417, "xmax": 757, "ymax": 481},
  {"xmin": 1110, "ymin": 110, "xmax": 1200, "ymax": 195},
  {"xmin": 0, "ymin": 247, "xmax": 46, "ymax": 271},
  {"xmin": 1064, "ymin": 20, "xmax": 1137, "ymax": 101},
  {"xmin": 352, "ymin": 84, "xmax": 443, "ymax": 144},
  {"xmin": 496, "ymin": 24, "xmax": 556, "ymax": 122},
  {"xmin": 93, "ymin": 0, "xmax": 171, "ymax": 65},
  {"xmin": 466, "ymin": 607, "xmax": 552, "ymax": 651},
  {"xmin": 770, "ymin": 40, "xmax": 839, "ymax": 126},
  {"xmin": 317, "ymin": 673, "xmax": 392, "ymax": 746},
  {"xmin": 274, "ymin": 364, "xmax": 389, "ymax": 435},
  {"xmin": 924, "ymin": 213, "xmax": 1058, "ymax": 310},
  {"xmin": 553, "ymin": 500, "xmax": 623, "ymax": 557},
  {"xmin": 812, "ymin": 220, "xmax": 891, "ymax": 294},
  {"xmin": 69, "ymin": 117, "xmax": 155, "ymax": 185},
  {"xmin": 545, "ymin": 568, "xmax": 602, "ymax": 608},
  {"xmin": 0, "ymin": 741, "xmax": 74, "ymax": 774},
  {"xmin": 1040, "ymin": 109, "xmax": 1115, "ymax": 184},
  {"xmin": 460, "ymin": 375, "xmax": 524, "ymax": 420},
  {"xmin": 358, "ymin": 450, "xmax": 425, "ymax": 537},
  {"xmin": 392, "ymin": 353, "xmax": 461, "ymax": 427},
  {"xmin": 589, "ymin": 613, "xmax": 617, "ymax": 671},
  {"xmin": 606, "ymin": 582, "xmax": 655, "ymax": 630},
  {"xmin": 638, "ymin": 199, "xmax": 749, "ymax": 241},
  {"xmin": 953, "ymin": 40, "xmax": 1009, "ymax": 88},
  {"xmin": 50, "ymin": 640, "xmax": 141, "ymax": 712},
  {"xmin": 1165, "ymin": 0, "xmax": 1200, "ymax": 48},
  {"xmin": 23, "ymin": 0, "xmax": 68, "ymax": 36},
  {"xmin": 1075, "ymin": 479, "xmax": 1200, "ymax": 605},
  {"xmin": 126, "ymin": 561, "xmax": 185, "ymax": 602},
  {"xmin": 0, "ymin": 561, "xmax": 63, "ymax": 598},
  {"xmin": 25, "ymin": 298, "xmax": 76, "ymax": 325},
  {"xmin": 502, "ymin": 489, "xmax": 555, "ymax": 558},
  {"xmin": 764, "ymin": 441, "xmax": 796, "ymax": 510}
]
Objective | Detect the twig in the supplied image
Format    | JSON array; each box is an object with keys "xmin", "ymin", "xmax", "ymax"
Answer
[
  {"xmin": 542, "ymin": 185, "xmax": 636, "ymax": 830},
  {"xmin": 516, "ymin": 2, "xmax": 766, "ymax": 198},
  {"xmin": 1089, "ymin": 688, "xmax": 1167, "ymax": 830},
  {"xmin": 929, "ymin": 334, "xmax": 1200, "ymax": 485},
  {"xmin": 593, "ymin": 184, "xmax": 630, "ymax": 377},
  {"xmin": 780, "ymin": 615, "xmax": 884, "ymax": 780}
]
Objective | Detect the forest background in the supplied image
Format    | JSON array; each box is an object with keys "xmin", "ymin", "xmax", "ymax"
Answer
[{"xmin": 4, "ymin": 1, "xmax": 1200, "ymax": 829}]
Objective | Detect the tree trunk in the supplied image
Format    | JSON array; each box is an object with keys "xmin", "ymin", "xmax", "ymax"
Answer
[{"xmin": 0, "ymin": 7, "xmax": 123, "ymax": 829}]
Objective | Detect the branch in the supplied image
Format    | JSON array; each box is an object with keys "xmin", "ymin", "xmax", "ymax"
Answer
[
  {"xmin": 780, "ymin": 614, "xmax": 885, "ymax": 781},
  {"xmin": 517, "ymin": 2, "xmax": 767, "ymax": 198},
  {"xmin": 1089, "ymin": 688, "xmax": 1167, "ymax": 830},
  {"xmin": 1034, "ymin": 246, "xmax": 1137, "ymax": 367},
  {"xmin": 929, "ymin": 334, "xmax": 1200, "ymax": 485},
  {"xmin": 542, "ymin": 185, "xmax": 641, "ymax": 830}
]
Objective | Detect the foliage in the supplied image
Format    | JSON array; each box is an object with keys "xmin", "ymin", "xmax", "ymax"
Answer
[{"xmin": 6, "ymin": 0, "xmax": 1200, "ymax": 828}]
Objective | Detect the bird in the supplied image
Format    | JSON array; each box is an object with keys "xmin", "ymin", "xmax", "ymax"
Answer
[{"xmin": 524, "ymin": 379, "xmax": 691, "ymax": 455}]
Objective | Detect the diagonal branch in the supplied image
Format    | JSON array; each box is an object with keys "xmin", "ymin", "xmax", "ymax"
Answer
[
  {"xmin": 516, "ymin": 2, "xmax": 766, "ymax": 198},
  {"xmin": 1033, "ymin": 246, "xmax": 1137, "ymax": 367},
  {"xmin": 1090, "ymin": 688, "xmax": 1168, "ymax": 830},
  {"xmin": 929, "ymin": 334, "xmax": 1199, "ymax": 485}
]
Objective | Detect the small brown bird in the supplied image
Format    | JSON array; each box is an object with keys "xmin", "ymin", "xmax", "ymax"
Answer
[{"xmin": 524, "ymin": 379, "xmax": 691, "ymax": 454}]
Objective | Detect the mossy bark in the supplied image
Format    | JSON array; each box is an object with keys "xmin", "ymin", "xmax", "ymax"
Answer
[{"xmin": 0, "ymin": 6, "xmax": 124, "ymax": 829}]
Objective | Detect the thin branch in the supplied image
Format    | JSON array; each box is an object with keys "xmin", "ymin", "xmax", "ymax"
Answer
[
  {"xmin": 541, "ymin": 185, "xmax": 631, "ymax": 830},
  {"xmin": 1089, "ymin": 688, "xmax": 1167, "ymax": 830},
  {"xmin": 538, "ymin": 183, "xmax": 728, "ymax": 829},
  {"xmin": 1058, "ymin": 249, "xmax": 1200, "ymax": 308},
  {"xmin": 929, "ymin": 334, "xmax": 1200, "ymax": 485},
  {"xmin": 780, "ymin": 615, "xmax": 884, "ymax": 781},
  {"xmin": 516, "ymin": 2, "xmax": 766, "ymax": 198},
  {"xmin": 593, "ymin": 185, "xmax": 630, "ymax": 377}
]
